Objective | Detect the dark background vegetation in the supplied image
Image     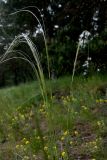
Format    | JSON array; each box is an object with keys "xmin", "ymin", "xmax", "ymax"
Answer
[{"xmin": 0, "ymin": 0, "xmax": 107, "ymax": 86}]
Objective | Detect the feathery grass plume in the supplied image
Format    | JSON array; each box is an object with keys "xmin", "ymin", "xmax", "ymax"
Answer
[
  {"xmin": 10, "ymin": 6, "xmax": 53, "ymax": 100},
  {"xmin": 0, "ymin": 35, "xmax": 46, "ymax": 101},
  {"xmin": 10, "ymin": 6, "xmax": 50, "ymax": 79},
  {"xmin": 0, "ymin": 7, "xmax": 51, "ymax": 160},
  {"xmin": 0, "ymin": 7, "xmax": 50, "ymax": 104}
]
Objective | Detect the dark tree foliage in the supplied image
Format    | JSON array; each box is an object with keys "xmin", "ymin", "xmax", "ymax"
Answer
[{"xmin": 0, "ymin": 0, "xmax": 107, "ymax": 86}]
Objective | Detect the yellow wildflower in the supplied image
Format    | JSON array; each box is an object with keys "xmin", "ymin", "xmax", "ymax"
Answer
[
  {"xmin": 23, "ymin": 137, "xmax": 26, "ymax": 141},
  {"xmin": 33, "ymin": 155, "xmax": 36, "ymax": 158},
  {"xmin": 96, "ymin": 99, "xmax": 99, "ymax": 103},
  {"xmin": 23, "ymin": 156, "xmax": 29, "ymax": 160},
  {"xmin": 104, "ymin": 99, "xmax": 107, "ymax": 103},
  {"xmin": 36, "ymin": 136, "xmax": 40, "ymax": 140},
  {"xmin": 82, "ymin": 105, "xmax": 87, "ymax": 110},
  {"xmin": 99, "ymin": 99, "xmax": 104, "ymax": 103},
  {"xmin": 70, "ymin": 141, "xmax": 73, "ymax": 145},
  {"xmin": 16, "ymin": 145, "xmax": 19, "ymax": 149},
  {"xmin": 94, "ymin": 145, "xmax": 98, "ymax": 149},
  {"xmin": 74, "ymin": 130, "xmax": 79, "ymax": 136},
  {"xmin": 53, "ymin": 146, "xmax": 57, "ymax": 150},
  {"xmin": 20, "ymin": 114, "xmax": 25, "ymax": 120},
  {"xmin": 44, "ymin": 146, "xmax": 48, "ymax": 151},
  {"xmin": 63, "ymin": 130, "xmax": 69, "ymax": 136},
  {"xmin": 61, "ymin": 136, "xmax": 65, "ymax": 141},
  {"xmin": 61, "ymin": 151, "xmax": 66, "ymax": 157},
  {"xmin": 25, "ymin": 141, "xmax": 30, "ymax": 145},
  {"xmin": 97, "ymin": 121, "xmax": 101, "ymax": 126}
]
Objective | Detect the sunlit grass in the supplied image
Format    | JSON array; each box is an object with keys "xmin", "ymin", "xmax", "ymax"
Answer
[{"xmin": 0, "ymin": 81, "xmax": 37, "ymax": 114}]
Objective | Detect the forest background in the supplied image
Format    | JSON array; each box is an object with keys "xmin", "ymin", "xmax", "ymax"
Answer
[{"xmin": 0, "ymin": 0, "xmax": 107, "ymax": 86}]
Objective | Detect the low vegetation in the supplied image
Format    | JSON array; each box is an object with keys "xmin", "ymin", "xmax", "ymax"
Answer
[
  {"xmin": 0, "ymin": 1, "xmax": 106, "ymax": 160},
  {"xmin": 0, "ymin": 76, "xmax": 107, "ymax": 160}
]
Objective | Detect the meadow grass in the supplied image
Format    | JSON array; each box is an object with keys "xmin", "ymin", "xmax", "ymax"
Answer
[
  {"xmin": 0, "ymin": 7, "xmax": 107, "ymax": 160},
  {"xmin": 0, "ymin": 75, "xmax": 103, "ymax": 113},
  {"xmin": 0, "ymin": 81, "xmax": 38, "ymax": 114},
  {"xmin": 0, "ymin": 75, "xmax": 107, "ymax": 159}
]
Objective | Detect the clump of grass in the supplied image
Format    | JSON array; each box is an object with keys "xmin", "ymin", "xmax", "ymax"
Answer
[{"xmin": 0, "ymin": 7, "xmax": 51, "ymax": 160}]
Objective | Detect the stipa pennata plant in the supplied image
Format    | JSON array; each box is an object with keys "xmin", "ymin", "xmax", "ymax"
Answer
[
  {"xmin": 0, "ymin": 6, "xmax": 51, "ymax": 160},
  {"xmin": 0, "ymin": 6, "xmax": 50, "ymax": 105}
]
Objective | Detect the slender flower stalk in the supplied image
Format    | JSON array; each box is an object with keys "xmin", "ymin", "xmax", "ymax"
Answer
[{"xmin": 71, "ymin": 42, "xmax": 80, "ymax": 88}]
